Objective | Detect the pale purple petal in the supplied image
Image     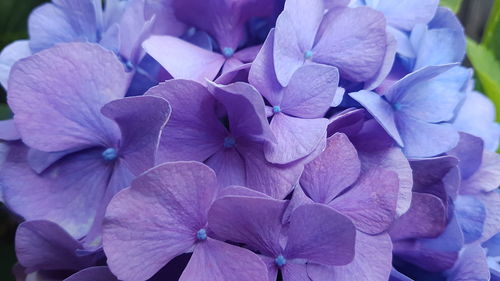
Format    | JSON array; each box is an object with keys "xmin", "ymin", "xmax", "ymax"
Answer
[
  {"xmin": 264, "ymin": 114, "xmax": 328, "ymax": 164},
  {"xmin": 103, "ymin": 162, "xmax": 218, "ymax": 281},
  {"xmin": 375, "ymin": 0, "xmax": 438, "ymax": 30},
  {"xmin": 63, "ymin": 267, "xmax": 117, "ymax": 281},
  {"xmin": 208, "ymin": 195, "xmax": 286, "ymax": 256},
  {"xmin": 8, "ymin": 43, "xmax": 126, "ymax": 152},
  {"xmin": 301, "ymin": 133, "xmax": 361, "ymax": 203},
  {"xmin": 461, "ymin": 151, "xmax": 500, "ymax": 194},
  {"xmin": 180, "ymin": 238, "xmax": 268, "ymax": 281},
  {"xmin": 447, "ymin": 243, "xmax": 490, "ymax": 281},
  {"xmin": 282, "ymin": 263, "xmax": 309, "ymax": 281},
  {"xmin": 284, "ymin": 204, "xmax": 356, "ymax": 266},
  {"xmin": 330, "ymin": 167, "xmax": 399, "ymax": 234},
  {"xmin": 0, "ymin": 119, "xmax": 21, "ymax": 141},
  {"xmin": 101, "ymin": 96, "xmax": 171, "ymax": 175},
  {"xmin": 143, "ymin": 36, "xmax": 225, "ymax": 83}
]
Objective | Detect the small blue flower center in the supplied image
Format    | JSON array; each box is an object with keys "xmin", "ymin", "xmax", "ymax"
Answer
[
  {"xmin": 224, "ymin": 137, "xmax": 236, "ymax": 148},
  {"xmin": 275, "ymin": 255, "xmax": 286, "ymax": 267},
  {"xmin": 102, "ymin": 148, "xmax": 118, "ymax": 161},
  {"xmin": 196, "ymin": 228, "xmax": 207, "ymax": 241},
  {"xmin": 393, "ymin": 103, "xmax": 402, "ymax": 111},
  {"xmin": 222, "ymin": 47, "xmax": 235, "ymax": 58},
  {"xmin": 304, "ymin": 50, "xmax": 313, "ymax": 60},
  {"xmin": 273, "ymin": 105, "xmax": 281, "ymax": 113}
]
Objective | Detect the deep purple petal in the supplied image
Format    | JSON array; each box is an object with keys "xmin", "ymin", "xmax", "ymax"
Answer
[
  {"xmin": 206, "ymin": 148, "xmax": 246, "ymax": 188},
  {"xmin": 145, "ymin": 80, "xmax": 227, "ymax": 163}
]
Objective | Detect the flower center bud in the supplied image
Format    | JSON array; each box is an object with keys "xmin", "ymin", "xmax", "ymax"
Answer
[
  {"xmin": 222, "ymin": 47, "xmax": 235, "ymax": 58},
  {"xmin": 274, "ymin": 255, "xmax": 286, "ymax": 267},
  {"xmin": 273, "ymin": 105, "xmax": 281, "ymax": 113},
  {"xmin": 304, "ymin": 50, "xmax": 313, "ymax": 60},
  {"xmin": 102, "ymin": 148, "xmax": 118, "ymax": 161},
  {"xmin": 196, "ymin": 228, "xmax": 207, "ymax": 241},
  {"xmin": 393, "ymin": 103, "xmax": 403, "ymax": 111},
  {"xmin": 224, "ymin": 137, "xmax": 236, "ymax": 148}
]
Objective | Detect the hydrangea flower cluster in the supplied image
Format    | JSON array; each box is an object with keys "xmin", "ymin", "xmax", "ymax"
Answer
[{"xmin": 0, "ymin": 0, "xmax": 499, "ymax": 280}]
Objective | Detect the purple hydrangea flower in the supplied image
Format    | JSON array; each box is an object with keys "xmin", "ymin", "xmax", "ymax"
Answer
[
  {"xmin": 102, "ymin": 162, "xmax": 269, "ymax": 281},
  {"xmin": 208, "ymin": 189, "xmax": 357, "ymax": 280},
  {"xmin": 273, "ymin": 0, "xmax": 390, "ymax": 86},
  {"xmin": 249, "ymin": 30, "xmax": 339, "ymax": 164},
  {"xmin": 1, "ymin": 43, "xmax": 170, "ymax": 242}
]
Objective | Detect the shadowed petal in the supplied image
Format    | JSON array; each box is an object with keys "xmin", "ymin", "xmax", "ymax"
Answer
[
  {"xmin": 206, "ymin": 148, "xmax": 246, "ymax": 188},
  {"xmin": 63, "ymin": 267, "xmax": 117, "ymax": 281}
]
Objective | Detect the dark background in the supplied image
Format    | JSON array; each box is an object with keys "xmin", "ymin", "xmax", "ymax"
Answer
[{"xmin": 0, "ymin": 0, "xmax": 496, "ymax": 280}]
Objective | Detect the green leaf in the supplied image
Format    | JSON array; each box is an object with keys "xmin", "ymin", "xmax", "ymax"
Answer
[
  {"xmin": 0, "ymin": 104, "xmax": 11, "ymax": 120},
  {"xmin": 440, "ymin": 0, "xmax": 463, "ymax": 13},
  {"xmin": 467, "ymin": 38, "xmax": 500, "ymax": 121},
  {"xmin": 483, "ymin": 0, "xmax": 500, "ymax": 61}
]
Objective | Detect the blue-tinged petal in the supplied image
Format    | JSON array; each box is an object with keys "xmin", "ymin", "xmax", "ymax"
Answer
[
  {"xmin": 29, "ymin": 0, "xmax": 99, "ymax": 52},
  {"xmin": 447, "ymin": 132, "xmax": 484, "ymax": 180},
  {"xmin": 349, "ymin": 90, "xmax": 403, "ymax": 146},
  {"xmin": 0, "ymin": 120, "xmax": 21, "ymax": 141},
  {"xmin": 413, "ymin": 28, "xmax": 466, "ymax": 69},
  {"xmin": 373, "ymin": 0, "xmax": 438, "ymax": 31},
  {"xmin": 454, "ymin": 195, "xmax": 486, "ymax": 244},
  {"xmin": 446, "ymin": 243, "xmax": 490, "ymax": 281},
  {"xmin": 461, "ymin": 151, "xmax": 500, "ymax": 195},
  {"xmin": 419, "ymin": 214, "xmax": 464, "ymax": 253},
  {"xmin": 0, "ymin": 40, "xmax": 31, "ymax": 90}
]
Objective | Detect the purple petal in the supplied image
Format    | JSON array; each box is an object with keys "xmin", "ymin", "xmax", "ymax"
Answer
[
  {"xmin": 327, "ymin": 108, "xmax": 365, "ymax": 137},
  {"xmin": 330, "ymin": 167, "xmax": 399, "ymax": 234},
  {"xmin": 3, "ymin": 145, "xmax": 112, "ymax": 238},
  {"xmin": 218, "ymin": 185, "xmax": 273, "ymax": 199},
  {"xmin": 476, "ymin": 191, "xmax": 500, "ymax": 243},
  {"xmin": 239, "ymin": 141, "xmax": 303, "ymax": 199},
  {"xmin": 364, "ymin": 33, "xmax": 397, "ymax": 90},
  {"xmin": 393, "ymin": 240, "xmax": 458, "ymax": 272},
  {"xmin": 173, "ymin": 0, "xmax": 273, "ymax": 50},
  {"xmin": 454, "ymin": 195, "xmax": 486, "ymax": 244},
  {"xmin": 349, "ymin": 90, "xmax": 404, "ymax": 146},
  {"xmin": 308, "ymin": 232, "xmax": 392, "ymax": 281},
  {"xmin": 145, "ymin": 80, "xmax": 227, "ymax": 163},
  {"xmin": 0, "ymin": 40, "xmax": 31, "ymax": 89},
  {"xmin": 264, "ymin": 114, "xmax": 328, "ymax": 164},
  {"xmin": 284, "ymin": 204, "xmax": 356, "ymax": 266},
  {"xmin": 209, "ymin": 82, "xmax": 275, "ymax": 143},
  {"xmin": 447, "ymin": 132, "xmax": 484, "ymax": 180},
  {"xmin": 350, "ymin": 119, "xmax": 413, "ymax": 216},
  {"xmin": 282, "ymin": 263, "xmax": 309, "ymax": 281},
  {"xmin": 314, "ymin": 7, "xmax": 387, "ymax": 82},
  {"xmin": 180, "ymin": 238, "xmax": 268, "ymax": 281},
  {"xmin": 143, "ymin": 36, "xmax": 225, "ymax": 83},
  {"xmin": 206, "ymin": 148, "xmax": 246, "ymax": 188},
  {"xmin": 101, "ymin": 96, "xmax": 171, "ymax": 175},
  {"xmin": 281, "ymin": 64, "xmax": 339, "ymax": 118},
  {"xmin": 103, "ymin": 162, "xmax": 218, "ymax": 281},
  {"xmin": 249, "ymin": 30, "xmax": 283, "ymax": 105},
  {"xmin": 63, "ymin": 267, "xmax": 117, "ymax": 281},
  {"xmin": 389, "ymin": 192, "xmax": 446, "ymax": 241},
  {"xmin": 208, "ymin": 196, "xmax": 287, "ymax": 257},
  {"xmin": 273, "ymin": 0, "xmax": 325, "ymax": 85},
  {"xmin": 16, "ymin": 220, "xmax": 96, "ymax": 272},
  {"xmin": 8, "ymin": 43, "xmax": 126, "ymax": 152},
  {"xmin": 301, "ymin": 133, "xmax": 361, "ymax": 203}
]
